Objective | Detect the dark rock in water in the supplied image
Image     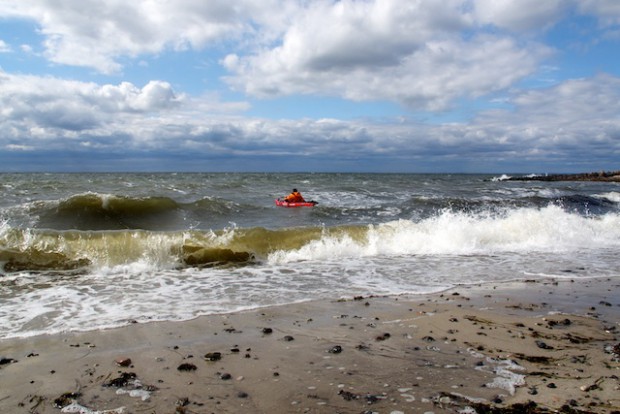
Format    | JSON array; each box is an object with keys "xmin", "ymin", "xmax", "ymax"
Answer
[
  {"xmin": 506, "ymin": 170, "xmax": 620, "ymax": 182},
  {"xmin": 182, "ymin": 246, "xmax": 252, "ymax": 268},
  {"xmin": 53, "ymin": 392, "xmax": 82, "ymax": 408},
  {"xmin": 262, "ymin": 327, "xmax": 273, "ymax": 334},
  {"xmin": 104, "ymin": 372, "xmax": 137, "ymax": 387},
  {"xmin": 282, "ymin": 335, "xmax": 295, "ymax": 342},
  {"xmin": 204, "ymin": 352, "xmax": 222, "ymax": 361},
  {"xmin": 3, "ymin": 251, "xmax": 91, "ymax": 272},
  {"xmin": 237, "ymin": 391, "xmax": 249, "ymax": 398},
  {"xmin": 219, "ymin": 373, "xmax": 232, "ymax": 380},
  {"xmin": 328, "ymin": 345, "xmax": 343, "ymax": 354},
  {"xmin": 177, "ymin": 363, "xmax": 197, "ymax": 372}
]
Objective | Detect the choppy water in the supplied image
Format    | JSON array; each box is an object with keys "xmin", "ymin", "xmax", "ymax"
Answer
[{"xmin": 1, "ymin": 173, "xmax": 619, "ymax": 338}]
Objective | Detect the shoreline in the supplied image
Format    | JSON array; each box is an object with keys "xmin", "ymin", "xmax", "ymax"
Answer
[{"xmin": 1, "ymin": 278, "xmax": 619, "ymax": 413}]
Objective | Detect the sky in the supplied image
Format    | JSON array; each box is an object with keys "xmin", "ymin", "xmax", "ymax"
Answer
[{"xmin": 0, "ymin": 0, "xmax": 619, "ymax": 173}]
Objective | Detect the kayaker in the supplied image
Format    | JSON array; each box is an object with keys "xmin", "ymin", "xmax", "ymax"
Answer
[{"xmin": 284, "ymin": 188, "xmax": 305, "ymax": 203}]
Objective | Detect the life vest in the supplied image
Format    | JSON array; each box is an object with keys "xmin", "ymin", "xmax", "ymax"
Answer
[{"xmin": 285, "ymin": 191, "xmax": 305, "ymax": 202}]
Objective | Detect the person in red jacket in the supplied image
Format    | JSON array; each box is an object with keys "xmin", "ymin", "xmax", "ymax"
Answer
[{"xmin": 284, "ymin": 188, "xmax": 305, "ymax": 203}]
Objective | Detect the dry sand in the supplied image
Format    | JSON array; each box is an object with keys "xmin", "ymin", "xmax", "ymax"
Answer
[{"xmin": 1, "ymin": 278, "xmax": 619, "ymax": 414}]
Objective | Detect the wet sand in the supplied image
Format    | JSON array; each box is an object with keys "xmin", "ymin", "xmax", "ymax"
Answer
[{"xmin": 1, "ymin": 278, "xmax": 619, "ymax": 414}]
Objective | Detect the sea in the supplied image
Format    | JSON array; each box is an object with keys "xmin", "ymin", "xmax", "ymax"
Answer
[{"xmin": 1, "ymin": 172, "xmax": 619, "ymax": 339}]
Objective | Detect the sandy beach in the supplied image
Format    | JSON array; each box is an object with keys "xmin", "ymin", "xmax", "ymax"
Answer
[{"xmin": 1, "ymin": 278, "xmax": 619, "ymax": 414}]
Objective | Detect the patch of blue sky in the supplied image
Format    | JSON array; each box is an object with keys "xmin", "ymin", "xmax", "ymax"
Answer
[
  {"xmin": 0, "ymin": 19, "xmax": 45, "ymax": 71},
  {"xmin": 543, "ymin": 13, "xmax": 620, "ymax": 78}
]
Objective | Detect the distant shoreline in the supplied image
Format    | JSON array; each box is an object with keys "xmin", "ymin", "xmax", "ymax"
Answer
[{"xmin": 508, "ymin": 170, "xmax": 620, "ymax": 182}]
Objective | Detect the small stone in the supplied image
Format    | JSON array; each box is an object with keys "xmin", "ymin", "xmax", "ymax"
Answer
[
  {"xmin": 220, "ymin": 373, "xmax": 232, "ymax": 380},
  {"xmin": 204, "ymin": 352, "xmax": 222, "ymax": 361},
  {"xmin": 283, "ymin": 335, "xmax": 295, "ymax": 342},
  {"xmin": 53, "ymin": 392, "xmax": 81, "ymax": 408},
  {"xmin": 328, "ymin": 345, "xmax": 343, "ymax": 354},
  {"xmin": 177, "ymin": 363, "xmax": 197, "ymax": 372},
  {"xmin": 262, "ymin": 327, "xmax": 273, "ymax": 334},
  {"xmin": 238, "ymin": 391, "xmax": 248, "ymax": 398},
  {"xmin": 535, "ymin": 340, "xmax": 554, "ymax": 350},
  {"xmin": 115, "ymin": 357, "xmax": 132, "ymax": 367},
  {"xmin": 376, "ymin": 333, "xmax": 391, "ymax": 341}
]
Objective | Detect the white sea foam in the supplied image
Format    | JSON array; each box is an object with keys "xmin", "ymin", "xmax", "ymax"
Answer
[
  {"xmin": 268, "ymin": 206, "xmax": 620, "ymax": 264},
  {"xmin": 595, "ymin": 191, "xmax": 620, "ymax": 203},
  {"xmin": 471, "ymin": 352, "xmax": 526, "ymax": 395}
]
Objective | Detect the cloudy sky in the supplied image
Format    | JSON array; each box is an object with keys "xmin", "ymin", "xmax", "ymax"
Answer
[{"xmin": 0, "ymin": 0, "xmax": 619, "ymax": 173}]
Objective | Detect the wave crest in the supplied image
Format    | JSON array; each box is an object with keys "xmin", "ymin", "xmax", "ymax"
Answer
[
  {"xmin": 33, "ymin": 193, "xmax": 181, "ymax": 230},
  {"xmin": 1, "ymin": 205, "xmax": 618, "ymax": 272}
]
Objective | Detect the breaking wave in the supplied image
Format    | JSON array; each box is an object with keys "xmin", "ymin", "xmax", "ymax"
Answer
[{"xmin": 1, "ymin": 205, "xmax": 618, "ymax": 273}]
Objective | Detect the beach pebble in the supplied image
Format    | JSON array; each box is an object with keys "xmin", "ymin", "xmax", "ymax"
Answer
[
  {"xmin": 115, "ymin": 357, "xmax": 132, "ymax": 367},
  {"xmin": 262, "ymin": 327, "xmax": 273, "ymax": 334},
  {"xmin": 535, "ymin": 340, "xmax": 554, "ymax": 350},
  {"xmin": 177, "ymin": 363, "xmax": 197, "ymax": 372},
  {"xmin": 204, "ymin": 352, "xmax": 222, "ymax": 361},
  {"xmin": 283, "ymin": 335, "xmax": 295, "ymax": 341},
  {"xmin": 104, "ymin": 372, "xmax": 137, "ymax": 387},
  {"xmin": 328, "ymin": 345, "xmax": 343, "ymax": 354}
]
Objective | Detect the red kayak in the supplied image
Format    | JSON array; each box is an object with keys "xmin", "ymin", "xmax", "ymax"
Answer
[{"xmin": 275, "ymin": 198, "xmax": 318, "ymax": 207}]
